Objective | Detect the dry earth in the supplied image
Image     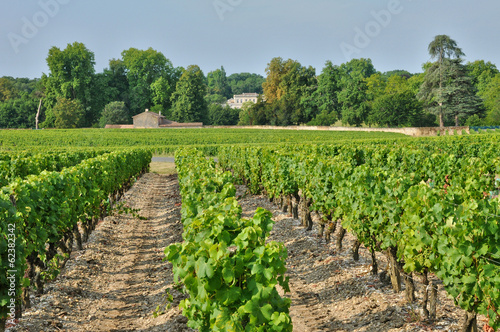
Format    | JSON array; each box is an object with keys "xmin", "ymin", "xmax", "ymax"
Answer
[{"xmin": 8, "ymin": 173, "xmax": 492, "ymax": 332}]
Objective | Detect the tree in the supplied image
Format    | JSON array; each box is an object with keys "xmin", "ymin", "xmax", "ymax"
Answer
[
  {"xmin": 306, "ymin": 61, "xmax": 342, "ymax": 123},
  {"xmin": 336, "ymin": 59, "xmax": 376, "ymax": 126},
  {"xmin": 466, "ymin": 60, "xmax": 498, "ymax": 89},
  {"xmin": 207, "ymin": 104, "xmax": 239, "ymax": 125},
  {"xmin": 0, "ymin": 77, "xmax": 18, "ymax": 102},
  {"xmin": 428, "ymin": 35, "xmax": 465, "ymax": 63},
  {"xmin": 371, "ymin": 91, "xmax": 423, "ymax": 127},
  {"xmin": 150, "ymin": 76, "xmax": 173, "ymax": 112},
  {"xmin": 101, "ymin": 59, "xmax": 130, "ymax": 110},
  {"xmin": 51, "ymin": 97, "xmax": 84, "ymax": 129},
  {"xmin": 170, "ymin": 65, "xmax": 208, "ymax": 123},
  {"xmin": 228, "ymin": 73, "xmax": 265, "ymax": 95},
  {"xmin": 207, "ymin": 66, "xmax": 231, "ymax": 98},
  {"xmin": 419, "ymin": 59, "xmax": 481, "ymax": 126},
  {"xmin": 121, "ymin": 47, "xmax": 181, "ymax": 114},
  {"xmin": 337, "ymin": 72, "xmax": 370, "ymax": 126},
  {"xmin": 480, "ymin": 73, "xmax": 500, "ymax": 125},
  {"xmin": 383, "ymin": 70, "xmax": 413, "ymax": 79},
  {"xmin": 238, "ymin": 97, "xmax": 267, "ymax": 125},
  {"xmin": 0, "ymin": 95, "xmax": 39, "ymax": 128},
  {"xmin": 262, "ymin": 57, "xmax": 316, "ymax": 125},
  {"xmin": 99, "ymin": 101, "xmax": 129, "ymax": 127},
  {"xmin": 422, "ymin": 35, "xmax": 465, "ymax": 127},
  {"xmin": 42, "ymin": 42, "xmax": 97, "ymax": 127}
]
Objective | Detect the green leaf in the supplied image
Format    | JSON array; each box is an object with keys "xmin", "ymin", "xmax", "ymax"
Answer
[{"xmin": 261, "ymin": 304, "xmax": 274, "ymax": 321}]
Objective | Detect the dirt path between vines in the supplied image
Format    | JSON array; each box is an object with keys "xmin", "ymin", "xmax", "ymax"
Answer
[
  {"xmin": 11, "ymin": 173, "xmax": 193, "ymax": 332},
  {"xmin": 10, "ymin": 174, "xmax": 490, "ymax": 332}
]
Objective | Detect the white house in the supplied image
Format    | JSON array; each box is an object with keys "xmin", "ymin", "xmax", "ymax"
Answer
[{"xmin": 226, "ymin": 93, "xmax": 259, "ymax": 109}]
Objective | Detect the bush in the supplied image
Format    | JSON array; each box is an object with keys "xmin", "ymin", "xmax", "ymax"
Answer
[{"xmin": 99, "ymin": 101, "xmax": 129, "ymax": 127}]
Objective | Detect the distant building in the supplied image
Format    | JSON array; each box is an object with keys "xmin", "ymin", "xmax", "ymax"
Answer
[
  {"xmin": 104, "ymin": 109, "xmax": 203, "ymax": 129},
  {"xmin": 226, "ymin": 93, "xmax": 259, "ymax": 109}
]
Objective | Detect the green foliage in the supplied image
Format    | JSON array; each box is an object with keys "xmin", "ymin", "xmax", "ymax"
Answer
[
  {"xmin": 121, "ymin": 47, "xmax": 181, "ymax": 114},
  {"xmin": 170, "ymin": 65, "xmax": 208, "ymax": 123},
  {"xmin": 207, "ymin": 66, "xmax": 232, "ymax": 98},
  {"xmin": 307, "ymin": 109, "xmax": 337, "ymax": 126},
  {"xmin": 99, "ymin": 101, "xmax": 130, "ymax": 127},
  {"xmin": 228, "ymin": 73, "xmax": 265, "ymax": 96},
  {"xmin": 370, "ymin": 91, "xmax": 424, "ymax": 127},
  {"xmin": 480, "ymin": 74, "xmax": 500, "ymax": 125},
  {"xmin": 338, "ymin": 72, "xmax": 369, "ymax": 126},
  {"xmin": 262, "ymin": 58, "xmax": 317, "ymax": 125},
  {"xmin": 0, "ymin": 93, "xmax": 39, "ymax": 128},
  {"xmin": 428, "ymin": 35, "xmax": 465, "ymax": 62},
  {"xmin": 42, "ymin": 42, "xmax": 98, "ymax": 127},
  {"xmin": 166, "ymin": 149, "xmax": 292, "ymax": 331},
  {"xmin": 51, "ymin": 98, "xmax": 85, "ymax": 129},
  {"xmin": 305, "ymin": 61, "xmax": 342, "ymax": 122},
  {"xmin": 218, "ymin": 137, "xmax": 500, "ymax": 330},
  {"xmin": 419, "ymin": 59, "xmax": 482, "ymax": 126},
  {"xmin": 0, "ymin": 149, "xmax": 151, "ymax": 324},
  {"xmin": 208, "ymin": 104, "xmax": 239, "ymax": 126}
]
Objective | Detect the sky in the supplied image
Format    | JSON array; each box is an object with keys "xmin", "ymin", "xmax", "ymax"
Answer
[{"xmin": 1, "ymin": 0, "xmax": 500, "ymax": 79}]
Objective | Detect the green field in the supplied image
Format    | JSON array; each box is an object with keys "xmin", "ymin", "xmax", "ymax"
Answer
[{"xmin": 0, "ymin": 128, "xmax": 409, "ymax": 152}]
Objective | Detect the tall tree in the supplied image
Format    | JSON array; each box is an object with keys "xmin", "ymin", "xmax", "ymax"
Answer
[
  {"xmin": 480, "ymin": 73, "xmax": 500, "ymax": 125},
  {"xmin": 170, "ymin": 65, "xmax": 208, "ymax": 123},
  {"xmin": 52, "ymin": 97, "xmax": 85, "ymax": 128},
  {"xmin": 305, "ymin": 61, "xmax": 342, "ymax": 124},
  {"xmin": 262, "ymin": 57, "xmax": 316, "ymax": 125},
  {"xmin": 207, "ymin": 66, "xmax": 231, "ymax": 98},
  {"xmin": 42, "ymin": 42, "xmax": 97, "ymax": 127},
  {"xmin": 336, "ymin": 58, "xmax": 376, "ymax": 126},
  {"xmin": 337, "ymin": 72, "xmax": 370, "ymax": 126},
  {"xmin": 422, "ymin": 35, "xmax": 465, "ymax": 127},
  {"xmin": 228, "ymin": 73, "xmax": 265, "ymax": 95},
  {"xmin": 419, "ymin": 59, "xmax": 481, "ymax": 126},
  {"xmin": 121, "ymin": 48, "xmax": 180, "ymax": 114}
]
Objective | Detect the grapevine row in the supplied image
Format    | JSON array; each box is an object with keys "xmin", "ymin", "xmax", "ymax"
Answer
[
  {"xmin": 218, "ymin": 143, "xmax": 500, "ymax": 330},
  {"xmin": 0, "ymin": 150, "xmax": 110, "ymax": 187},
  {"xmin": 165, "ymin": 148, "xmax": 292, "ymax": 331},
  {"xmin": 0, "ymin": 149, "xmax": 152, "ymax": 330}
]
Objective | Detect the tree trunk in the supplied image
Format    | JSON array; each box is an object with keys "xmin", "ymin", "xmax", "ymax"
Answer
[
  {"xmin": 304, "ymin": 198, "xmax": 313, "ymax": 231},
  {"xmin": 429, "ymin": 281, "xmax": 437, "ymax": 320},
  {"xmin": 370, "ymin": 246, "xmax": 378, "ymax": 275},
  {"xmin": 461, "ymin": 311, "xmax": 478, "ymax": 332},
  {"xmin": 73, "ymin": 223, "xmax": 83, "ymax": 250},
  {"xmin": 422, "ymin": 269, "xmax": 430, "ymax": 318},
  {"xmin": 403, "ymin": 272, "xmax": 415, "ymax": 303},
  {"xmin": 386, "ymin": 247, "xmax": 401, "ymax": 293},
  {"xmin": 336, "ymin": 226, "xmax": 346, "ymax": 251},
  {"xmin": 439, "ymin": 112, "xmax": 444, "ymax": 128},
  {"xmin": 282, "ymin": 195, "xmax": 288, "ymax": 213},
  {"xmin": 292, "ymin": 194, "xmax": 300, "ymax": 219},
  {"xmin": 319, "ymin": 223, "xmax": 325, "ymax": 238},
  {"xmin": 35, "ymin": 98, "xmax": 42, "ymax": 130},
  {"xmin": 352, "ymin": 239, "xmax": 361, "ymax": 261},
  {"xmin": 455, "ymin": 114, "xmax": 459, "ymax": 127}
]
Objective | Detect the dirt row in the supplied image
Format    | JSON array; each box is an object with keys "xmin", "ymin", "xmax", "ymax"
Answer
[{"xmin": 8, "ymin": 173, "xmax": 490, "ymax": 331}]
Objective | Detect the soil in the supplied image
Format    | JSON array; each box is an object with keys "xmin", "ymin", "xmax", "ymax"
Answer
[{"xmin": 8, "ymin": 173, "xmax": 492, "ymax": 332}]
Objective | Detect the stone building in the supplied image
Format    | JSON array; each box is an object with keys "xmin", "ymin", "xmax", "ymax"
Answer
[
  {"xmin": 129, "ymin": 110, "xmax": 203, "ymax": 128},
  {"xmin": 226, "ymin": 93, "xmax": 259, "ymax": 109}
]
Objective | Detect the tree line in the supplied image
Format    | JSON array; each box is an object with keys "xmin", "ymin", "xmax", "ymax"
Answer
[{"xmin": 0, "ymin": 35, "xmax": 498, "ymax": 129}]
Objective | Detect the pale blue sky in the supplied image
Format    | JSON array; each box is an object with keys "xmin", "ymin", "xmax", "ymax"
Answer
[{"xmin": 1, "ymin": 0, "xmax": 499, "ymax": 78}]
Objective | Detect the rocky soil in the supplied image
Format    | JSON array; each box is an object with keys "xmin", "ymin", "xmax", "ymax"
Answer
[{"xmin": 8, "ymin": 173, "xmax": 491, "ymax": 331}]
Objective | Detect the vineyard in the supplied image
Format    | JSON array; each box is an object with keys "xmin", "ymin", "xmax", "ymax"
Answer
[{"xmin": 0, "ymin": 128, "xmax": 499, "ymax": 331}]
